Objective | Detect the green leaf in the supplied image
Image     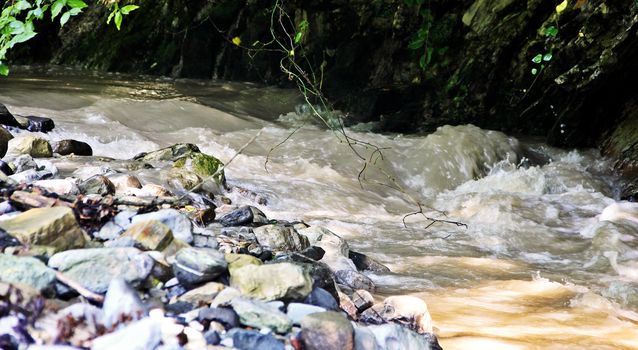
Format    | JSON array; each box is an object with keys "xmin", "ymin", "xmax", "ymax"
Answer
[
  {"xmin": 294, "ymin": 31, "xmax": 303, "ymax": 44},
  {"xmin": 15, "ymin": 1, "xmax": 32, "ymax": 11},
  {"xmin": 11, "ymin": 31, "xmax": 37, "ymax": 45},
  {"xmin": 120, "ymin": 5, "xmax": 139, "ymax": 15},
  {"xmin": 545, "ymin": 26, "xmax": 558, "ymax": 37},
  {"xmin": 543, "ymin": 53, "xmax": 553, "ymax": 62},
  {"xmin": 531, "ymin": 68, "xmax": 538, "ymax": 75},
  {"xmin": 60, "ymin": 11, "xmax": 70, "ymax": 26},
  {"xmin": 114, "ymin": 11, "xmax": 122, "ymax": 30},
  {"xmin": 0, "ymin": 64, "xmax": 9, "ymax": 76},
  {"xmin": 51, "ymin": 0, "xmax": 66, "ymax": 19},
  {"xmin": 66, "ymin": 0, "xmax": 87, "ymax": 9},
  {"xmin": 8, "ymin": 20, "xmax": 25, "ymax": 35},
  {"xmin": 68, "ymin": 7, "xmax": 82, "ymax": 15},
  {"xmin": 531, "ymin": 54, "xmax": 542, "ymax": 64},
  {"xmin": 107, "ymin": 10, "xmax": 115, "ymax": 24}
]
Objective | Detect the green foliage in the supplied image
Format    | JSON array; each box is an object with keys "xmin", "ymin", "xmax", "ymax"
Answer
[
  {"xmin": 0, "ymin": 0, "xmax": 138, "ymax": 75},
  {"xmin": 404, "ymin": 0, "xmax": 434, "ymax": 70}
]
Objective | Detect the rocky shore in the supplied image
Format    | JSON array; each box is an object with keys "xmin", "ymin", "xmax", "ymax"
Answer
[{"xmin": 0, "ymin": 103, "xmax": 442, "ymax": 350}]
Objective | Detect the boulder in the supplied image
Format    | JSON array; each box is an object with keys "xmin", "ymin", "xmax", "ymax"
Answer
[
  {"xmin": 253, "ymin": 225, "xmax": 309, "ymax": 252},
  {"xmin": 120, "ymin": 220, "xmax": 174, "ymax": 251},
  {"xmin": 0, "ymin": 254, "xmax": 56, "ymax": 294},
  {"xmin": 225, "ymin": 253, "xmax": 262, "ymax": 275},
  {"xmin": 48, "ymin": 247, "xmax": 154, "ymax": 293},
  {"xmin": 173, "ymin": 152, "xmax": 225, "ymax": 186},
  {"xmin": 300, "ymin": 311, "xmax": 354, "ymax": 350},
  {"xmin": 0, "ymin": 127, "xmax": 13, "ymax": 157},
  {"xmin": 52, "ymin": 139, "xmax": 92, "ymax": 156},
  {"xmin": 172, "ymin": 247, "xmax": 228, "ymax": 286},
  {"xmin": 230, "ymin": 262, "xmax": 312, "ymax": 301},
  {"xmin": 131, "ymin": 209, "xmax": 193, "ymax": 243},
  {"xmin": 230, "ymin": 297, "xmax": 292, "ymax": 333},
  {"xmin": 6, "ymin": 135, "xmax": 53, "ymax": 158},
  {"xmin": 0, "ymin": 207, "xmax": 85, "ymax": 252}
]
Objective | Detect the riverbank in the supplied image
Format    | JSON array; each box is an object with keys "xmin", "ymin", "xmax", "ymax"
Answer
[{"xmin": 0, "ymin": 103, "xmax": 443, "ymax": 349}]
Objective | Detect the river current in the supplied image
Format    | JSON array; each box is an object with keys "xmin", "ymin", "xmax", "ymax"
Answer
[{"xmin": 1, "ymin": 69, "xmax": 637, "ymax": 349}]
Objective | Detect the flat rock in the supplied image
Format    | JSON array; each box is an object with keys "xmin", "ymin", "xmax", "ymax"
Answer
[
  {"xmin": 300, "ymin": 311, "xmax": 354, "ymax": 350},
  {"xmin": 178, "ymin": 282, "xmax": 226, "ymax": 306},
  {"xmin": 34, "ymin": 179, "xmax": 79, "ymax": 195},
  {"xmin": 48, "ymin": 247, "xmax": 154, "ymax": 293},
  {"xmin": 0, "ymin": 207, "xmax": 85, "ymax": 252},
  {"xmin": 230, "ymin": 297, "xmax": 292, "ymax": 333},
  {"xmin": 132, "ymin": 209, "xmax": 193, "ymax": 243},
  {"xmin": 120, "ymin": 220, "xmax": 174, "ymax": 251},
  {"xmin": 6, "ymin": 135, "xmax": 52, "ymax": 158},
  {"xmin": 230, "ymin": 263, "xmax": 312, "ymax": 301},
  {"xmin": 0, "ymin": 254, "xmax": 56, "ymax": 294},
  {"xmin": 52, "ymin": 139, "xmax": 92, "ymax": 156},
  {"xmin": 172, "ymin": 247, "xmax": 227, "ymax": 286},
  {"xmin": 253, "ymin": 224, "xmax": 309, "ymax": 252}
]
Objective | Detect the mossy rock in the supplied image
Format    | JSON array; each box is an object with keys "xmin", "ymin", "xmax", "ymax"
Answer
[{"xmin": 173, "ymin": 152, "xmax": 225, "ymax": 187}]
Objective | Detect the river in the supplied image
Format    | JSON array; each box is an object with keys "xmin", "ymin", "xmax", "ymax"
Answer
[{"xmin": 1, "ymin": 68, "xmax": 637, "ymax": 349}]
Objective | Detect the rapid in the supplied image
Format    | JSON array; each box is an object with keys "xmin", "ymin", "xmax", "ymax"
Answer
[{"xmin": 1, "ymin": 69, "xmax": 637, "ymax": 349}]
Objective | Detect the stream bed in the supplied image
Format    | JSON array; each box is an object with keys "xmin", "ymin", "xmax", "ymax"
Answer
[{"xmin": 1, "ymin": 69, "xmax": 637, "ymax": 349}]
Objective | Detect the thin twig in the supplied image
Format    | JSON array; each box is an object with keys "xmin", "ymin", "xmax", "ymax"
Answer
[{"xmin": 55, "ymin": 271, "xmax": 104, "ymax": 304}]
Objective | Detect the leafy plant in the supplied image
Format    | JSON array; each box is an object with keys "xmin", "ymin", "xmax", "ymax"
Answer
[
  {"xmin": 404, "ymin": 0, "xmax": 434, "ymax": 70},
  {"xmin": 0, "ymin": 0, "xmax": 138, "ymax": 75}
]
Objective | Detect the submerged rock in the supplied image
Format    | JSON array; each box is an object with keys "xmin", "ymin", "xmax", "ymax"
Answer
[
  {"xmin": 48, "ymin": 247, "xmax": 154, "ymax": 293},
  {"xmin": 0, "ymin": 254, "xmax": 56, "ymax": 294},
  {"xmin": 230, "ymin": 262, "xmax": 313, "ymax": 301},
  {"xmin": 52, "ymin": 139, "xmax": 92, "ymax": 156},
  {"xmin": 301, "ymin": 311, "xmax": 354, "ymax": 350},
  {"xmin": 0, "ymin": 207, "xmax": 86, "ymax": 252},
  {"xmin": 6, "ymin": 135, "xmax": 52, "ymax": 158},
  {"xmin": 17, "ymin": 115, "xmax": 55, "ymax": 133}
]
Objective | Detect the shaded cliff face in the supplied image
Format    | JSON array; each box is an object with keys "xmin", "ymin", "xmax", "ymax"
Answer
[{"xmin": 11, "ymin": 0, "xmax": 638, "ymax": 195}]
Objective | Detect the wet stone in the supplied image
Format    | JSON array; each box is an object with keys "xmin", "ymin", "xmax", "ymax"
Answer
[
  {"xmin": 52, "ymin": 139, "xmax": 92, "ymax": 156},
  {"xmin": 219, "ymin": 206, "xmax": 257, "ymax": 227},
  {"xmin": 304, "ymin": 287, "xmax": 339, "ymax": 310},
  {"xmin": 230, "ymin": 297, "xmax": 292, "ymax": 333},
  {"xmin": 349, "ymin": 251, "xmax": 391, "ymax": 273},
  {"xmin": 21, "ymin": 115, "xmax": 55, "ymax": 133},
  {"xmin": 227, "ymin": 328, "xmax": 284, "ymax": 350}
]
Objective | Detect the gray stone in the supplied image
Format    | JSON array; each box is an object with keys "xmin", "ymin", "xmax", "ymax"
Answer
[
  {"xmin": 352, "ymin": 289, "xmax": 375, "ymax": 312},
  {"xmin": 230, "ymin": 297, "xmax": 292, "ymax": 333},
  {"xmin": 376, "ymin": 295, "xmax": 433, "ymax": 334},
  {"xmin": 230, "ymin": 263, "xmax": 313, "ymax": 301},
  {"xmin": 52, "ymin": 139, "xmax": 92, "ymax": 156},
  {"xmin": 173, "ymin": 247, "xmax": 227, "ymax": 286},
  {"xmin": 96, "ymin": 210, "xmax": 137, "ymax": 240},
  {"xmin": 0, "ymin": 207, "xmax": 86, "ymax": 252},
  {"xmin": 304, "ymin": 287, "xmax": 339, "ymax": 310},
  {"xmin": 253, "ymin": 224, "xmax": 309, "ymax": 252},
  {"xmin": 102, "ymin": 278, "xmax": 147, "ymax": 328},
  {"xmin": 18, "ymin": 115, "xmax": 54, "ymax": 133},
  {"xmin": 132, "ymin": 209, "xmax": 193, "ymax": 243},
  {"xmin": 48, "ymin": 248, "xmax": 154, "ymax": 293},
  {"xmin": 34, "ymin": 179, "xmax": 79, "ymax": 195},
  {"xmin": 286, "ymin": 302, "xmax": 326, "ymax": 325},
  {"xmin": 198, "ymin": 307, "xmax": 239, "ymax": 329},
  {"xmin": 0, "ymin": 254, "xmax": 56, "ymax": 293},
  {"xmin": 219, "ymin": 206, "xmax": 268, "ymax": 227},
  {"xmin": 178, "ymin": 282, "xmax": 226, "ymax": 305},
  {"xmin": 78, "ymin": 175, "xmax": 115, "ymax": 196},
  {"xmin": 13, "ymin": 154, "xmax": 38, "ymax": 172},
  {"xmin": 6, "ymin": 135, "xmax": 52, "ymax": 158},
  {"xmin": 349, "ymin": 251, "xmax": 391, "ymax": 273},
  {"xmin": 227, "ymin": 328, "xmax": 284, "ymax": 350},
  {"xmin": 301, "ymin": 311, "xmax": 354, "ymax": 350},
  {"xmin": 92, "ymin": 317, "xmax": 162, "ymax": 350},
  {"xmin": 353, "ymin": 326, "xmax": 379, "ymax": 350}
]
